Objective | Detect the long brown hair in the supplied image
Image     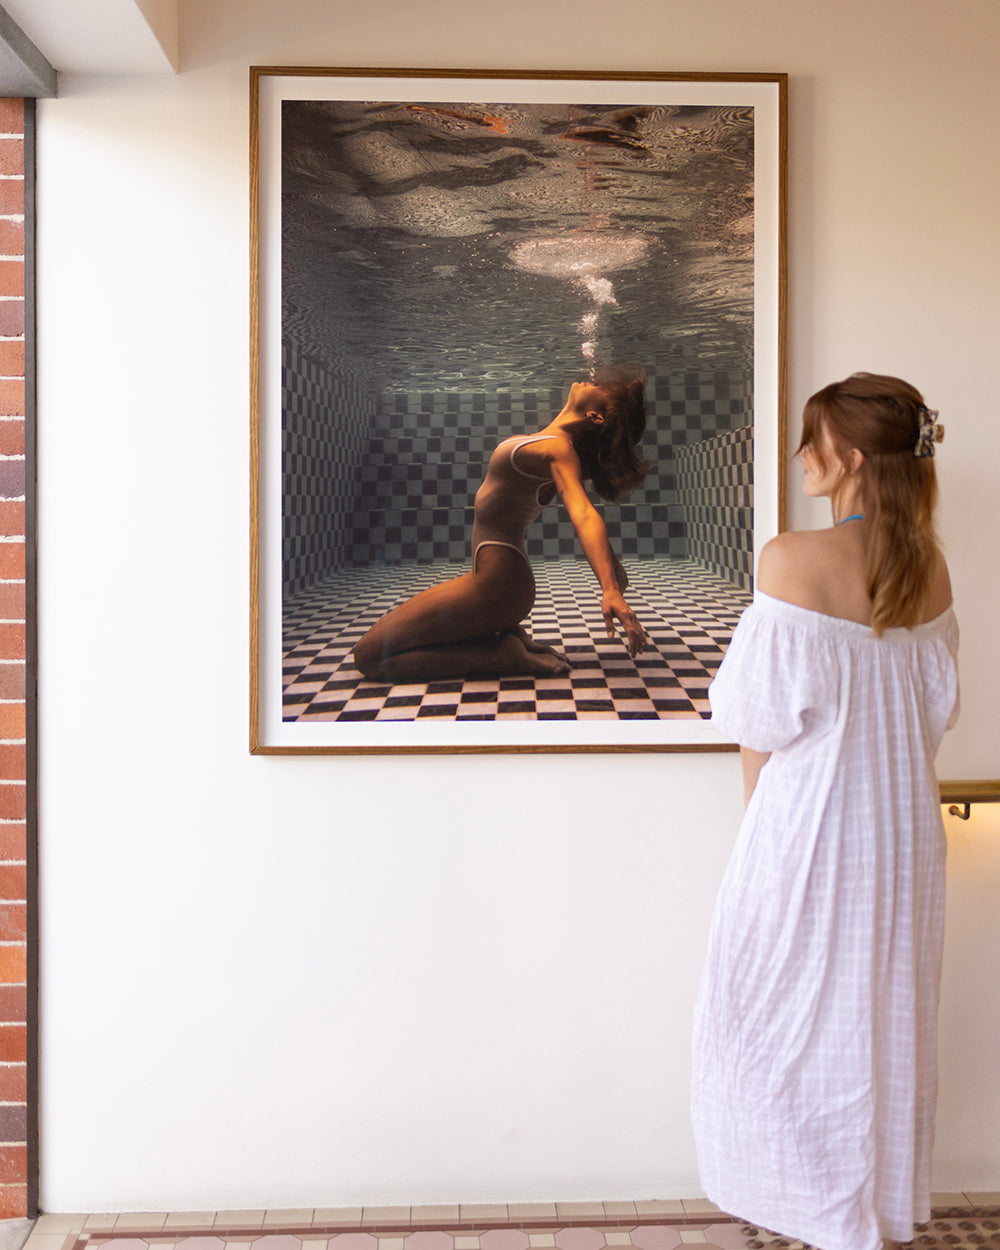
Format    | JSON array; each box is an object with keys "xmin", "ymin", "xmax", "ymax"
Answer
[
  {"xmin": 798, "ymin": 372, "xmax": 941, "ymax": 635},
  {"xmin": 575, "ymin": 366, "xmax": 654, "ymax": 501}
]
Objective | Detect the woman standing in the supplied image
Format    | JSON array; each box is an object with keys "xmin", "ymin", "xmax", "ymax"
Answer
[
  {"xmin": 692, "ymin": 374, "xmax": 959, "ymax": 1250},
  {"xmin": 354, "ymin": 368, "xmax": 651, "ymax": 683}
]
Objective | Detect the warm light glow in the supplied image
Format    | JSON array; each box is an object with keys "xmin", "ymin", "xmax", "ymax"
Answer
[
  {"xmin": 512, "ymin": 233, "xmax": 649, "ymax": 368},
  {"xmin": 511, "ymin": 233, "xmax": 648, "ymax": 278}
]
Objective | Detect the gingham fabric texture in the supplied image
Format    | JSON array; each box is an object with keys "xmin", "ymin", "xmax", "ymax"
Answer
[{"xmin": 692, "ymin": 593, "xmax": 960, "ymax": 1250}]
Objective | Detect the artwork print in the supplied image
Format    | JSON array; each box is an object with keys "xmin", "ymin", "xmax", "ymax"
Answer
[{"xmin": 251, "ymin": 70, "xmax": 786, "ymax": 753}]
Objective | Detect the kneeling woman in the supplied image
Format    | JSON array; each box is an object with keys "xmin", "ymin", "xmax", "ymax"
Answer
[{"xmin": 353, "ymin": 368, "xmax": 652, "ymax": 683}]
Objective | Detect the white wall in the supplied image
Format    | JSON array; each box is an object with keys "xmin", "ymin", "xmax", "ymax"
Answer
[{"xmin": 36, "ymin": 0, "xmax": 1000, "ymax": 1213}]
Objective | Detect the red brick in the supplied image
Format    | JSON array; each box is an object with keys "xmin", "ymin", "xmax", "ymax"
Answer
[
  {"xmin": 0, "ymin": 673, "xmax": 22, "ymax": 710},
  {"xmin": 0, "ymin": 786, "xmax": 24, "ymax": 821},
  {"xmin": 0, "ymin": 624, "xmax": 24, "ymax": 659},
  {"xmin": 0, "ymin": 502, "xmax": 23, "ymax": 536},
  {"xmin": 0, "ymin": 585, "xmax": 23, "ymax": 621},
  {"xmin": 0, "ymin": 142, "xmax": 22, "ymax": 178},
  {"xmin": 0, "ymin": 985, "xmax": 25, "ymax": 1023},
  {"xmin": 0, "ymin": 1106, "xmax": 24, "ymax": 1143},
  {"xmin": 0, "ymin": 947, "xmax": 25, "ymax": 985},
  {"xmin": 0, "ymin": 1067, "xmax": 25, "ymax": 1104},
  {"xmin": 0, "ymin": 906, "xmax": 24, "ymax": 943},
  {"xmin": 0, "ymin": 264, "xmax": 22, "ymax": 300},
  {"xmin": 0, "ymin": 101, "xmax": 22, "ymax": 136},
  {"xmin": 0, "ymin": 101, "xmax": 24, "ymax": 137},
  {"xmin": 0, "ymin": 1146, "xmax": 26, "ymax": 1184},
  {"xmin": 0, "ymin": 1026, "xmax": 25, "ymax": 1064},
  {"xmin": 0, "ymin": 825, "xmax": 24, "ymax": 861},
  {"xmin": 0, "ymin": 221, "xmax": 22, "ymax": 258},
  {"xmin": 0, "ymin": 1185, "xmax": 28, "ymax": 1218},
  {"xmin": 0, "ymin": 304, "xmax": 23, "ymax": 338},
  {"xmin": 0, "ymin": 907, "xmax": 24, "ymax": 945},
  {"xmin": 0, "ymin": 866, "xmax": 24, "ymax": 899},
  {"xmin": 0, "ymin": 422, "xmax": 23, "ymax": 457},
  {"xmin": 0, "ymin": 908, "xmax": 24, "ymax": 945},
  {"xmin": 0, "ymin": 669, "xmax": 23, "ymax": 701},
  {"xmin": 0, "ymin": 464, "xmax": 24, "ymax": 502},
  {"xmin": 0, "ymin": 745, "xmax": 24, "ymax": 776},
  {"xmin": 0, "ymin": 343, "xmax": 23, "ymax": 377},
  {"xmin": 0, "ymin": 183, "xmax": 21, "ymax": 217},
  {"xmin": 0, "ymin": 379, "xmax": 22, "ymax": 415},
  {"xmin": 0, "ymin": 545, "xmax": 23, "ymax": 579},
  {"xmin": 0, "ymin": 705, "xmax": 23, "ymax": 738}
]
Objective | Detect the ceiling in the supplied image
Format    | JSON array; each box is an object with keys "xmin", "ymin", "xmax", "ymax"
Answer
[{"xmin": 0, "ymin": 0, "xmax": 177, "ymax": 94}]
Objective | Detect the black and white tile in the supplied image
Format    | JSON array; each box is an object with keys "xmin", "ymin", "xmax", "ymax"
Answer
[
  {"xmin": 282, "ymin": 339, "xmax": 376, "ymax": 595},
  {"xmin": 281, "ymin": 556, "xmax": 751, "ymax": 723},
  {"xmin": 343, "ymin": 369, "xmax": 752, "ymax": 566},
  {"xmin": 676, "ymin": 425, "xmax": 754, "ymax": 591}
]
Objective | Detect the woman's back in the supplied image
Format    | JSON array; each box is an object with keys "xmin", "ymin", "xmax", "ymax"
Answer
[
  {"xmin": 698, "ymin": 586, "xmax": 958, "ymax": 1250},
  {"xmin": 757, "ymin": 521, "xmax": 953, "ymax": 627},
  {"xmin": 695, "ymin": 372, "xmax": 959, "ymax": 1250}
]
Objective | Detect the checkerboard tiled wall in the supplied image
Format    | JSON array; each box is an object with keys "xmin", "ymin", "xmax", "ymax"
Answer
[
  {"xmin": 281, "ymin": 350, "xmax": 754, "ymax": 590},
  {"xmin": 676, "ymin": 425, "xmax": 754, "ymax": 591},
  {"xmin": 282, "ymin": 340, "xmax": 375, "ymax": 594},
  {"xmin": 343, "ymin": 370, "xmax": 752, "ymax": 566}
]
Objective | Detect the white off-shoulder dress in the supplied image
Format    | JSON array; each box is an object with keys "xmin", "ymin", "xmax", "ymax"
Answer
[{"xmin": 692, "ymin": 591, "xmax": 960, "ymax": 1250}]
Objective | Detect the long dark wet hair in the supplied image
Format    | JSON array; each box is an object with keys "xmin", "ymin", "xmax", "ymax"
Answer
[
  {"xmin": 798, "ymin": 372, "xmax": 942, "ymax": 635},
  {"xmin": 576, "ymin": 366, "xmax": 654, "ymax": 501}
]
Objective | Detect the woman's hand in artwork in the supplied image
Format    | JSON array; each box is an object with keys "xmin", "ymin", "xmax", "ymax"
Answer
[{"xmin": 602, "ymin": 587, "xmax": 648, "ymax": 657}]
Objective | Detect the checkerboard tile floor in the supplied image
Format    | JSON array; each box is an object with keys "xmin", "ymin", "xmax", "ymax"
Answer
[
  {"xmin": 25, "ymin": 1198, "xmax": 1000, "ymax": 1250},
  {"xmin": 282, "ymin": 557, "xmax": 751, "ymax": 723}
]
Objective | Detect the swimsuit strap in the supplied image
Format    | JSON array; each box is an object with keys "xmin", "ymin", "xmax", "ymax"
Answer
[{"xmin": 508, "ymin": 434, "xmax": 556, "ymax": 480}]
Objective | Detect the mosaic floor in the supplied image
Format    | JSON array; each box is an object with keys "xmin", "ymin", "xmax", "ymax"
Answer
[
  {"xmin": 24, "ymin": 1198, "xmax": 1000, "ymax": 1250},
  {"xmin": 282, "ymin": 557, "xmax": 750, "ymax": 723}
]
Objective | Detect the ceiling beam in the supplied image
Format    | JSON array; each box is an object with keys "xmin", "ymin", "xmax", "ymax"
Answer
[
  {"xmin": 0, "ymin": 0, "xmax": 178, "ymax": 78},
  {"xmin": 0, "ymin": 5, "xmax": 56, "ymax": 98}
]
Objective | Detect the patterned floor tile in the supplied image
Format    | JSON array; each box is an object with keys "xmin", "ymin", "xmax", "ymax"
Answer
[
  {"xmin": 31, "ymin": 1207, "xmax": 1000, "ymax": 1250},
  {"xmin": 740, "ymin": 1209, "xmax": 1000, "ymax": 1249},
  {"xmin": 282, "ymin": 556, "xmax": 750, "ymax": 722}
]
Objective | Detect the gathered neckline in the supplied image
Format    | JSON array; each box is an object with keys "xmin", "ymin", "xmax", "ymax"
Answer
[{"xmin": 753, "ymin": 590, "xmax": 955, "ymax": 637}]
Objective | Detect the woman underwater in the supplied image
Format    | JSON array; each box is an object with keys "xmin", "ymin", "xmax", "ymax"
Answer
[
  {"xmin": 692, "ymin": 373, "xmax": 959, "ymax": 1250},
  {"xmin": 353, "ymin": 368, "xmax": 652, "ymax": 683}
]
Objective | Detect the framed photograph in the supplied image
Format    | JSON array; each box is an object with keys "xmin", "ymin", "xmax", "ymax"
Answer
[{"xmin": 251, "ymin": 67, "xmax": 786, "ymax": 754}]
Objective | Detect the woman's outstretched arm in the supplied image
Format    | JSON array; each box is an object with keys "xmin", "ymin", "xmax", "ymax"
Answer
[
  {"xmin": 549, "ymin": 447, "xmax": 647, "ymax": 657},
  {"xmin": 611, "ymin": 548, "xmax": 629, "ymax": 590}
]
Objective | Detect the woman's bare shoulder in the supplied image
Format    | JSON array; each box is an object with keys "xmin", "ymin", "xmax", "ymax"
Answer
[
  {"xmin": 757, "ymin": 527, "xmax": 871, "ymax": 621},
  {"xmin": 535, "ymin": 432, "xmax": 586, "ymax": 492},
  {"xmin": 757, "ymin": 530, "xmax": 833, "ymax": 597},
  {"xmin": 758, "ymin": 532, "xmax": 954, "ymax": 625}
]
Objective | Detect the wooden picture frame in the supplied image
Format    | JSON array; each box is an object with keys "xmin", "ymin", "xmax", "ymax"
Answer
[{"xmin": 251, "ymin": 67, "xmax": 787, "ymax": 753}]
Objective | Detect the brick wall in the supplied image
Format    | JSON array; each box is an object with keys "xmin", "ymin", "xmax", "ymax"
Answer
[{"xmin": 0, "ymin": 97, "xmax": 29, "ymax": 1220}]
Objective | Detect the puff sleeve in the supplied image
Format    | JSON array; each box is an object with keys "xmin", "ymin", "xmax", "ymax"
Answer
[{"xmin": 709, "ymin": 597, "xmax": 836, "ymax": 754}]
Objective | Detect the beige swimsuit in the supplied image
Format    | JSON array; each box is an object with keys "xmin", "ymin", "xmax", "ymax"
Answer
[{"xmin": 470, "ymin": 434, "xmax": 558, "ymax": 571}]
